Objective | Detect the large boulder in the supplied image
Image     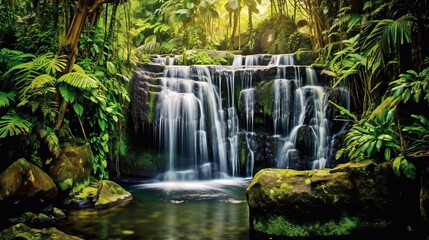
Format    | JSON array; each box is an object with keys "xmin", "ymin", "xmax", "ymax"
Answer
[
  {"xmin": 246, "ymin": 161, "xmax": 419, "ymax": 238},
  {"xmin": 0, "ymin": 159, "xmax": 57, "ymax": 204},
  {"xmin": 94, "ymin": 180, "xmax": 133, "ymax": 209},
  {"xmin": 64, "ymin": 180, "xmax": 132, "ymax": 209},
  {"xmin": 49, "ymin": 143, "xmax": 93, "ymax": 191},
  {"xmin": 0, "ymin": 223, "xmax": 82, "ymax": 240}
]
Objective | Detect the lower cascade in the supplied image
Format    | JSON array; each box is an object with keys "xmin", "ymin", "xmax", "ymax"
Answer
[{"xmin": 131, "ymin": 54, "xmax": 350, "ymax": 181}]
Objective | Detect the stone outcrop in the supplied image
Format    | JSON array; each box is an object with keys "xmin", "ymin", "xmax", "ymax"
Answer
[
  {"xmin": 0, "ymin": 223, "xmax": 83, "ymax": 240},
  {"xmin": 0, "ymin": 158, "xmax": 57, "ymax": 204},
  {"xmin": 49, "ymin": 143, "xmax": 93, "ymax": 191},
  {"xmin": 246, "ymin": 161, "xmax": 420, "ymax": 237}
]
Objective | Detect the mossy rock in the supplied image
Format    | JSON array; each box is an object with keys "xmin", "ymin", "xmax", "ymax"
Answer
[
  {"xmin": 246, "ymin": 161, "xmax": 416, "ymax": 237},
  {"xmin": 295, "ymin": 50, "xmax": 318, "ymax": 65},
  {"xmin": 0, "ymin": 158, "xmax": 57, "ymax": 204},
  {"xmin": 0, "ymin": 223, "xmax": 83, "ymax": 240},
  {"xmin": 94, "ymin": 180, "xmax": 133, "ymax": 209},
  {"xmin": 64, "ymin": 180, "xmax": 132, "ymax": 209},
  {"xmin": 48, "ymin": 143, "xmax": 93, "ymax": 191}
]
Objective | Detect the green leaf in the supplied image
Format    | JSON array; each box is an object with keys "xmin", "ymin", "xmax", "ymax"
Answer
[
  {"xmin": 106, "ymin": 61, "xmax": 116, "ymax": 75},
  {"xmin": 401, "ymin": 159, "xmax": 416, "ymax": 180},
  {"xmin": 0, "ymin": 114, "xmax": 32, "ymax": 137},
  {"xmin": 59, "ymin": 84, "xmax": 76, "ymax": 102},
  {"xmin": 73, "ymin": 103, "xmax": 83, "ymax": 116},
  {"xmin": 0, "ymin": 91, "xmax": 16, "ymax": 108},
  {"xmin": 392, "ymin": 156, "xmax": 401, "ymax": 176},
  {"xmin": 328, "ymin": 101, "xmax": 358, "ymax": 123},
  {"xmin": 384, "ymin": 148, "xmax": 391, "ymax": 161},
  {"xmin": 98, "ymin": 119, "xmax": 106, "ymax": 131}
]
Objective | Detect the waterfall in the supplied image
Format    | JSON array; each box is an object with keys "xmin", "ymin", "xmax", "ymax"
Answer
[
  {"xmin": 151, "ymin": 55, "xmax": 177, "ymax": 65},
  {"xmin": 132, "ymin": 53, "xmax": 350, "ymax": 181},
  {"xmin": 232, "ymin": 55, "xmax": 259, "ymax": 66},
  {"xmin": 274, "ymin": 67, "xmax": 345, "ymax": 170}
]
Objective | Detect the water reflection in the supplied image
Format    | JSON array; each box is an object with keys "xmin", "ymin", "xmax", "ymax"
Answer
[{"xmin": 57, "ymin": 179, "xmax": 250, "ymax": 240}]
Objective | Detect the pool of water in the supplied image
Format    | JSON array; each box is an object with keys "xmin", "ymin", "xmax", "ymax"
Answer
[{"xmin": 57, "ymin": 178, "xmax": 251, "ymax": 240}]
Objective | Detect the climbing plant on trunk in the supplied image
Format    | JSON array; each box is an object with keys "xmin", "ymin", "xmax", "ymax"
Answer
[{"xmin": 55, "ymin": 0, "xmax": 119, "ymax": 131}]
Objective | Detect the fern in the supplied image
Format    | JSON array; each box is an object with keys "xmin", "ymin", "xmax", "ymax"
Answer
[
  {"xmin": 39, "ymin": 127, "xmax": 60, "ymax": 157},
  {"xmin": 58, "ymin": 65, "xmax": 101, "ymax": 89},
  {"xmin": 46, "ymin": 55, "xmax": 67, "ymax": 75},
  {"xmin": 0, "ymin": 91, "xmax": 16, "ymax": 108},
  {"xmin": 0, "ymin": 114, "xmax": 32, "ymax": 138}
]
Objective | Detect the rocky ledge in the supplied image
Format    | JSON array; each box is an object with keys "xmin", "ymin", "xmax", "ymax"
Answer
[{"xmin": 246, "ymin": 161, "xmax": 424, "ymax": 238}]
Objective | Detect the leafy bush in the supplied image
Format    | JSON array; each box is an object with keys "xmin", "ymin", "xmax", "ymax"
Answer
[
  {"xmin": 339, "ymin": 109, "xmax": 399, "ymax": 162},
  {"xmin": 185, "ymin": 51, "xmax": 227, "ymax": 65},
  {"xmin": 390, "ymin": 67, "xmax": 429, "ymax": 104}
]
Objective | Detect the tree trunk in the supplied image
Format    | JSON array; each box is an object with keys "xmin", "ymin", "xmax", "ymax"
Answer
[
  {"xmin": 229, "ymin": 10, "xmax": 239, "ymax": 50},
  {"xmin": 55, "ymin": 0, "xmax": 115, "ymax": 131}
]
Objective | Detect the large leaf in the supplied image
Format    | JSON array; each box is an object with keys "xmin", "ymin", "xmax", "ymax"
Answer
[
  {"xmin": 0, "ymin": 91, "xmax": 16, "ymax": 108},
  {"xmin": 73, "ymin": 103, "xmax": 83, "ymax": 116},
  {"xmin": 0, "ymin": 114, "xmax": 32, "ymax": 138},
  {"xmin": 58, "ymin": 72, "xmax": 98, "ymax": 89},
  {"xmin": 328, "ymin": 100, "xmax": 358, "ymax": 123}
]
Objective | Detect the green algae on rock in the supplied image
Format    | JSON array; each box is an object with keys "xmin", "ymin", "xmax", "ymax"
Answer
[
  {"xmin": 64, "ymin": 180, "xmax": 132, "ymax": 209},
  {"xmin": 0, "ymin": 158, "xmax": 57, "ymax": 204},
  {"xmin": 48, "ymin": 143, "xmax": 93, "ymax": 191},
  {"xmin": 246, "ymin": 161, "xmax": 417, "ymax": 237},
  {"xmin": 0, "ymin": 223, "xmax": 83, "ymax": 240}
]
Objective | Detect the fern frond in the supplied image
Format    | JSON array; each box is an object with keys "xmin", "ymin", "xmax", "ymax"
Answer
[
  {"xmin": 39, "ymin": 127, "xmax": 60, "ymax": 157},
  {"xmin": 18, "ymin": 74, "xmax": 56, "ymax": 101},
  {"xmin": 0, "ymin": 114, "xmax": 32, "ymax": 138},
  {"xmin": 0, "ymin": 91, "xmax": 16, "ymax": 108},
  {"xmin": 46, "ymin": 55, "xmax": 67, "ymax": 75},
  {"xmin": 58, "ymin": 72, "xmax": 98, "ymax": 89}
]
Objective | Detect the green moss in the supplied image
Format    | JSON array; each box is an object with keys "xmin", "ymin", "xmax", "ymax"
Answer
[
  {"xmin": 241, "ymin": 148, "xmax": 246, "ymax": 165},
  {"xmin": 58, "ymin": 178, "xmax": 73, "ymax": 191},
  {"xmin": 149, "ymin": 78, "xmax": 159, "ymax": 85},
  {"xmin": 147, "ymin": 91, "xmax": 156, "ymax": 124},
  {"xmin": 257, "ymin": 80, "xmax": 275, "ymax": 116},
  {"xmin": 295, "ymin": 50, "xmax": 319, "ymax": 65},
  {"xmin": 254, "ymin": 215, "xmax": 360, "ymax": 237}
]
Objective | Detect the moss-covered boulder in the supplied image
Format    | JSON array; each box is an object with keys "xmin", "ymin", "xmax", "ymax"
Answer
[
  {"xmin": 64, "ymin": 180, "xmax": 132, "ymax": 209},
  {"xmin": 94, "ymin": 180, "xmax": 133, "ymax": 209},
  {"xmin": 295, "ymin": 50, "xmax": 318, "ymax": 65},
  {"xmin": 0, "ymin": 223, "xmax": 82, "ymax": 240},
  {"xmin": 49, "ymin": 143, "xmax": 93, "ymax": 191},
  {"xmin": 0, "ymin": 159, "xmax": 57, "ymax": 204},
  {"xmin": 246, "ymin": 161, "xmax": 418, "ymax": 238}
]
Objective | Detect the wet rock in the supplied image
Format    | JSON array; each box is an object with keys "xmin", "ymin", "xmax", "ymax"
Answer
[
  {"xmin": 0, "ymin": 159, "xmax": 57, "ymax": 205},
  {"xmin": 94, "ymin": 180, "xmax": 133, "ymax": 209},
  {"xmin": 324, "ymin": 88, "xmax": 350, "ymax": 134},
  {"xmin": 294, "ymin": 125, "xmax": 314, "ymax": 170},
  {"xmin": 33, "ymin": 213, "xmax": 54, "ymax": 228},
  {"xmin": 48, "ymin": 143, "xmax": 93, "ymax": 191},
  {"xmin": 8, "ymin": 212, "xmax": 37, "ymax": 225},
  {"xmin": 0, "ymin": 223, "xmax": 83, "ymax": 240},
  {"xmin": 247, "ymin": 161, "xmax": 417, "ymax": 237},
  {"xmin": 64, "ymin": 180, "xmax": 132, "ymax": 209},
  {"xmin": 52, "ymin": 208, "xmax": 66, "ymax": 219}
]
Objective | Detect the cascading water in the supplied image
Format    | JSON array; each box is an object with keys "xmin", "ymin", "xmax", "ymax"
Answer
[
  {"xmin": 150, "ymin": 55, "xmax": 177, "ymax": 65},
  {"xmin": 133, "ymin": 53, "xmax": 350, "ymax": 181}
]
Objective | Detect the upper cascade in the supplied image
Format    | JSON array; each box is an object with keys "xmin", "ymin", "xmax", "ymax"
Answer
[{"xmin": 132, "ymin": 54, "xmax": 350, "ymax": 181}]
